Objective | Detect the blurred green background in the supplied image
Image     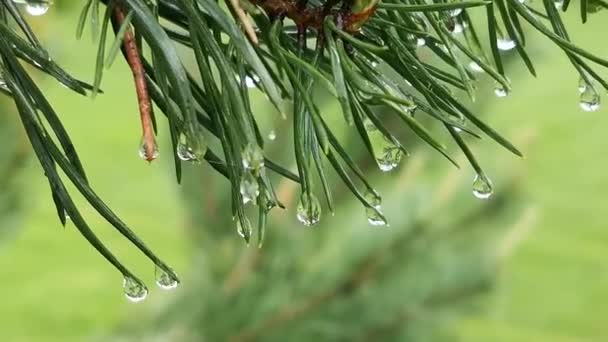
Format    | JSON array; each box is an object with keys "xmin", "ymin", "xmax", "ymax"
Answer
[{"xmin": 1, "ymin": 4, "xmax": 608, "ymax": 342}]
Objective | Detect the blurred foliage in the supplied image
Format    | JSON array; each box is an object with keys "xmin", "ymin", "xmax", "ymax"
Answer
[{"xmin": 0, "ymin": 97, "xmax": 28, "ymax": 246}]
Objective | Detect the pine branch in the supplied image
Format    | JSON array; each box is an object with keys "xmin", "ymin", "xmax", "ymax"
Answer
[{"xmin": 0, "ymin": 0, "xmax": 605, "ymax": 300}]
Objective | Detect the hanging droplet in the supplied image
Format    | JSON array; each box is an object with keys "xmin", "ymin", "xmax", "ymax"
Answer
[
  {"xmin": 241, "ymin": 143, "xmax": 264, "ymax": 172},
  {"xmin": 468, "ymin": 61, "xmax": 484, "ymax": 73},
  {"xmin": 138, "ymin": 137, "xmax": 159, "ymax": 161},
  {"xmin": 240, "ymin": 172, "xmax": 260, "ymax": 204},
  {"xmin": 296, "ymin": 193, "xmax": 322, "ymax": 227},
  {"xmin": 123, "ymin": 276, "xmax": 148, "ymax": 303},
  {"xmin": 450, "ymin": 22, "xmax": 464, "ymax": 34},
  {"xmin": 497, "ymin": 37, "xmax": 516, "ymax": 51},
  {"xmin": 472, "ymin": 174, "xmax": 494, "ymax": 200},
  {"xmin": 364, "ymin": 190, "xmax": 388, "ymax": 227},
  {"xmin": 245, "ymin": 75, "xmax": 259, "ymax": 88},
  {"xmin": 578, "ymin": 76, "xmax": 588, "ymax": 93},
  {"xmin": 554, "ymin": 0, "xmax": 564, "ymax": 9},
  {"xmin": 364, "ymin": 119, "xmax": 403, "ymax": 172},
  {"xmin": 176, "ymin": 133, "xmax": 203, "ymax": 162},
  {"xmin": 417, "ymin": 38, "xmax": 426, "ymax": 47},
  {"xmin": 23, "ymin": 0, "xmax": 51, "ymax": 16},
  {"xmin": 236, "ymin": 216, "xmax": 252, "ymax": 241},
  {"xmin": 449, "ymin": 8, "xmax": 463, "ymax": 17},
  {"xmin": 268, "ymin": 130, "xmax": 276, "ymax": 141},
  {"xmin": 155, "ymin": 265, "xmax": 179, "ymax": 290},
  {"xmin": 579, "ymin": 86, "xmax": 601, "ymax": 112},
  {"xmin": 494, "ymin": 82, "xmax": 509, "ymax": 98}
]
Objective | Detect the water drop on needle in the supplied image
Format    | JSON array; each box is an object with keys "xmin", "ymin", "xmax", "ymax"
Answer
[
  {"xmin": 123, "ymin": 276, "xmax": 148, "ymax": 303},
  {"xmin": 240, "ymin": 172, "xmax": 260, "ymax": 204},
  {"xmin": 296, "ymin": 193, "xmax": 322, "ymax": 226},
  {"xmin": 23, "ymin": 1, "xmax": 51, "ymax": 16},
  {"xmin": 497, "ymin": 37, "xmax": 516, "ymax": 51},
  {"xmin": 155, "ymin": 266, "xmax": 179, "ymax": 290},
  {"xmin": 472, "ymin": 174, "xmax": 494, "ymax": 200}
]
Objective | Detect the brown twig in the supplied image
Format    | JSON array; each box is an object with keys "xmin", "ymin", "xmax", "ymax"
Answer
[{"xmin": 112, "ymin": 2, "xmax": 157, "ymax": 162}]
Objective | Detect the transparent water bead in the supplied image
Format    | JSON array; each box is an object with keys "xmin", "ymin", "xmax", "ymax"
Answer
[
  {"xmin": 16, "ymin": 0, "xmax": 51, "ymax": 16},
  {"xmin": 240, "ymin": 172, "xmax": 260, "ymax": 204},
  {"xmin": 449, "ymin": 7, "xmax": 463, "ymax": 17},
  {"xmin": 236, "ymin": 217, "xmax": 252, "ymax": 241},
  {"xmin": 296, "ymin": 193, "xmax": 322, "ymax": 226},
  {"xmin": 468, "ymin": 61, "xmax": 484, "ymax": 73},
  {"xmin": 176, "ymin": 133, "xmax": 203, "ymax": 162},
  {"xmin": 554, "ymin": 0, "xmax": 564, "ymax": 9},
  {"xmin": 123, "ymin": 276, "xmax": 148, "ymax": 303},
  {"xmin": 578, "ymin": 76, "xmax": 588, "ymax": 93},
  {"xmin": 450, "ymin": 22, "xmax": 464, "ymax": 34},
  {"xmin": 494, "ymin": 82, "xmax": 509, "ymax": 98},
  {"xmin": 497, "ymin": 37, "xmax": 516, "ymax": 51},
  {"xmin": 138, "ymin": 138, "xmax": 159, "ymax": 161},
  {"xmin": 242, "ymin": 143, "xmax": 264, "ymax": 171},
  {"xmin": 472, "ymin": 174, "xmax": 494, "ymax": 200},
  {"xmin": 364, "ymin": 190, "xmax": 387, "ymax": 227},
  {"xmin": 365, "ymin": 119, "xmax": 403, "ymax": 172},
  {"xmin": 155, "ymin": 266, "xmax": 179, "ymax": 290},
  {"xmin": 579, "ymin": 87, "xmax": 601, "ymax": 112},
  {"xmin": 268, "ymin": 130, "xmax": 276, "ymax": 141}
]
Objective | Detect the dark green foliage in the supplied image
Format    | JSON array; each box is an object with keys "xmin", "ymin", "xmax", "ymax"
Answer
[{"xmin": 0, "ymin": 0, "xmax": 604, "ymax": 292}]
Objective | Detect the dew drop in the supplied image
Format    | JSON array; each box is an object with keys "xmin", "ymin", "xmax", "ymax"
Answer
[
  {"xmin": 268, "ymin": 130, "xmax": 276, "ymax": 141},
  {"xmin": 176, "ymin": 133, "xmax": 203, "ymax": 162},
  {"xmin": 240, "ymin": 172, "xmax": 260, "ymax": 204},
  {"xmin": 449, "ymin": 8, "xmax": 462, "ymax": 17},
  {"xmin": 24, "ymin": 1, "xmax": 50, "ymax": 16},
  {"xmin": 578, "ymin": 76, "xmax": 588, "ymax": 93},
  {"xmin": 241, "ymin": 143, "xmax": 264, "ymax": 171},
  {"xmin": 155, "ymin": 265, "xmax": 179, "ymax": 290},
  {"xmin": 554, "ymin": 0, "xmax": 564, "ymax": 9},
  {"xmin": 472, "ymin": 174, "xmax": 493, "ymax": 200},
  {"xmin": 138, "ymin": 137, "xmax": 159, "ymax": 161},
  {"xmin": 497, "ymin": 37, "xmax": 516, "ymax": 51},
  {"xmin": 494, "ymin": 82, "xmax": 509, "ymax": 98},
  {"xmin": 123, "ymin": 276, "xmax": 148, "ymax": 303},
  {"xmin": 365, "ymin": 119, "xmax": 403, "ymax": 172},
  {"xmin": 468, "ymin": 61, "xmax": 484, "ymax": 73},
  {"xmin": 296, "ymin": 193, "xmax": 322, "ymax": 227},
  {"xmin": 236, "ymin": 216, "xmax": 252, "ymax": 241},
  {"xmin": 579, "ymin": 86, "xmax": 601, "ymax": 112},
  {"xmin": 364, "ymin": 190, "xmax": 388, "ymax": 227}
]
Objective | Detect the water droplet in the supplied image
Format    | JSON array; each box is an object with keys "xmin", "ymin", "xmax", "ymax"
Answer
[
  {"xmin": 494, "ymin": 82, "xmax": 509, "ymax": 98},
  {"xmin": 578, "ymin": 76, "xmax": 588, "ymax": 93},
  {"xmin": 450, "ymin": 22, "xmax": 464, "ymax": 34},
  {"xmin": 364, "ymin": 190, "xmax": 388, "ymax": 227},
  {"xmin": 241, "ymin": 143, "xmax": 264, "ymax": 171},
  {"xmin": 155, "ymin": 266, "xmax": 179, "ymax": 290},
  {"xmin": 468, "ymin": 61, "xmax": 484, "ymax": 73},
  {"xmin": 449, "ymin": 8, "xmax": 462, "ymax": 17},
  {"xmin": 138, "ymin": 137, "xmax": 159, "ymax": 161},
  {"xmin": 472, "ymin": 174, "xmax": 493, "ymax": 200},
  {"xmin": 497, "ymin": 37, "xmax": 516, "ymax": 51},
  {"xmin": 245, "ymin": 75, "xmax": 258, "ymax": 88},
  {"xmin": 123, "ymin": 276, "xmax": 148, "ymax": 303},
  {"xmin": 417, "ymin": 38, "xmax": 426, "ymax": 47},
  {"xmin": 236, "ymin": 216, "xmax": 252, "ymax": 241},
  {"xmin": 240, "ymin": 172, "xmax": 260, "ymax": 204},
  {"xmin": 296, "ymin": 193, "xmax": 322, "ymax": 226},
  {"xmin": 554, "ymin": 0, "xmax": 563, "ymax": 9},
  {"xmin": 268, "ymin": 130, "xmax": 276, "ymax": 141},
  {"xmin": 579, "ymin": 86, "xmax": 601, "ymax": 112},
  {"xmin": 24, "ymin": 1, "xmax": 50, "ymax": 16},
  {"xmin": 176, "ymin": 133, "xmax": 204, "ymax": 162},
  {"xmin": 364, "ymin": 119, "xmax": 403, "ymax": 172}
]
